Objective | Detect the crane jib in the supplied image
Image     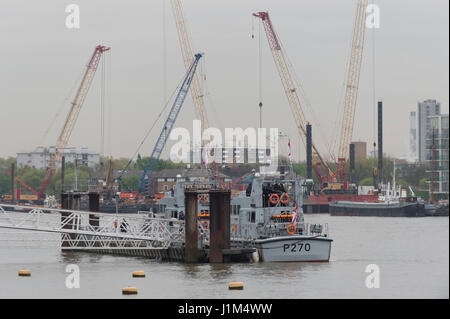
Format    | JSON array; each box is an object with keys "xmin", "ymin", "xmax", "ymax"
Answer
[
  {"xmin": 139, "ymin": 53, "xmax": 203, "ymax": 194},
  {"xmin": 35, "ymin": 45, "xmax": 110, "ymax": 198}
]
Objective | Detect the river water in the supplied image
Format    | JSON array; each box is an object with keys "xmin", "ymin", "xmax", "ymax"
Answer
[{"xmin": 0, "ymin": 214, "xmax": 448, "ymax": 299}]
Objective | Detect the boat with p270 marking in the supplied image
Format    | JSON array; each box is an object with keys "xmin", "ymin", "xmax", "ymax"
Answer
[{"xmin": 153, "ymin": 170, "xmax": 333, "ymax": 262}]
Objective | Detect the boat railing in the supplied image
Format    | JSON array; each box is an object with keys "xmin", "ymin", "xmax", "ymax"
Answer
[
  {"xmin": 230, "ymin": 222, "xmax": 329, "ymax": 243},
  {"xmin": 260, "ymin": 222, "xmax": 329, "ymax": 238}
]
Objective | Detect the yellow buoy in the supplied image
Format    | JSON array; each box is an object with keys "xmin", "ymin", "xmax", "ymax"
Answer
[
  {"xmin": 18, "ymin": 270, "xmax": 31, "ymax": 277},
  {"xmin": 228, "ymin": 282, "xmax": 244, "ymax": 290},
  {"xmin": 132, "ymin": 270, "xmax": 146, "ymax": 278},
  {"xmin": 122, "ymin": 287, "xmax": 138, "ymax": 295}
]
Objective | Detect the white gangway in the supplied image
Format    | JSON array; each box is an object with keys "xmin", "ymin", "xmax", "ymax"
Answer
[{"xmin": 0, "ymin": 204, "xmax": 186, "ymax": 251}]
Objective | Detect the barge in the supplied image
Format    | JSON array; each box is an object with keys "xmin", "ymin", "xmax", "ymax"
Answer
[{"xmin": 329, "ymin": 200, "xmax": 426, "ymax": 217}]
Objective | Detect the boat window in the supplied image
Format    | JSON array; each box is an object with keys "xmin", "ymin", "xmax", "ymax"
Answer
[{"xmin": 250, "ymin": 211, "xmax": 256, "ymax": 223}]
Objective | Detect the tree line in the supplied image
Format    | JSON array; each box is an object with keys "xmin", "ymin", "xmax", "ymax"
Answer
[{"xmin": 0, "ymin": 155, "xmax": 428, "ymax": 196}]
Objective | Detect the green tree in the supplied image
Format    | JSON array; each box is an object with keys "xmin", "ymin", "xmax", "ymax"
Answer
[
  {"xmin": 419, "ymin": 177, "xmax": 428, "ymax": 189},
  {"xmin": 359, "ymin": 177, "xmax": 375, "ymax": 186},
  {"xmin": 121, "ymin": 175, "xmax": 140, "ymax": 192}
]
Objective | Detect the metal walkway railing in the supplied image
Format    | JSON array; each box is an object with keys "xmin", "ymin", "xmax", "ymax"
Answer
[{"xmin": 0, "ymin": 204, "xmax": 185, "ymax": 250}]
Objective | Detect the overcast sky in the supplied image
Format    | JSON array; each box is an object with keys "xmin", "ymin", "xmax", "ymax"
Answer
[{"xmin": 0, "ymin": 0, "xmax": 448, "ymax": 162}]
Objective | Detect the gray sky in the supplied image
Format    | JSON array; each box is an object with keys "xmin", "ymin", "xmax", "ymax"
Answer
[{"xmin": 0, "ymin": 0, "xmax": 448, "ymax": 161}]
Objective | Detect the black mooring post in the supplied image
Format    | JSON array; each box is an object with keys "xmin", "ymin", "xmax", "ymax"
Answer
[
  {"xmin": 209, "ymin": 190, "xmax": 231, "ymax": 263},
  {"xmin": 61, "ymin": 156, "xmax": 65, "ymax": 195},
  {"xmin": 88, "ymin": 192, "xmax": 100, "ymax": 228},
  {"xmin": 378, "ymin": 101, "xmax": 383, "ymax": 187},
  {"xmin": 306, "ymin": 123, "xmax": 312, "ymax": 179},
  {"xmin": 184, "ymin": 191, "xmax": 198, "ymax": 263},
  {"xmin": 349, "ymin": 143, "xmax": 355, "ymax": 184},
  {"xmin": 60, "ymin": 192, "xmax": 70, "ymax": 248},
  {"xmin": 10, "ymin": 162, "xmax": 15, "ymax": 203},
  {"xmin": 72, "ymin": 193, "xmax": 81, "ymax": 211}
]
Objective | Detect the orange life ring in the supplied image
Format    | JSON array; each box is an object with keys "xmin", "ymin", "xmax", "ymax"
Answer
[
  {"xmin": 203, "ymin": 194, "xmax": 209, "ymax": 202},
  {"xmin": 286, "ymin": 224, "xmax": 296, "ymax": 235},
  {"xmin": 197, "ymin": 195, "xmax": 202, "ymax": 201},
  {"xmin": 114, "ymin": 220, "xmax": 118, "ymax": 228},
  {"xmin": 269, "ymin": 193, "xmax": 280, "ymax": 205},
  {"xmin": 280, "ymin": 193, "xmax": 289, "ymax": 204},
  {"xmin": 201, "ymin": 220, "xmax": 209, "ymax": 229}
]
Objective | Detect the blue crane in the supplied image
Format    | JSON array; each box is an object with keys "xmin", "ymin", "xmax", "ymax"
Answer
[{"xmin": 139, "ymin": 53, "xmax": 203, "ymax": 194}]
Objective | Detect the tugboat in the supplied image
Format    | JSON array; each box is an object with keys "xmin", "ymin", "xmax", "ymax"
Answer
[{"xmin": 153, "ymin": 170, "xmax": 333, "ymax": 262}]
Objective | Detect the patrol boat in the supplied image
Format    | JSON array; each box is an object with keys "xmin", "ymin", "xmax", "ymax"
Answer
[{"xmin": 152, "ymin": 171, "xmax": 332, "ymax": 262}]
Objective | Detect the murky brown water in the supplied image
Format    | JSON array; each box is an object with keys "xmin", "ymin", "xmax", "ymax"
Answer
[{"xmin": 0, "ymin": 214, "xmax": 448, "ymax": 298}]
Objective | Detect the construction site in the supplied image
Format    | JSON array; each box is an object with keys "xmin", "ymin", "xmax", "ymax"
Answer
[
  {"xmin": 0, "ymin": 0, "xmax": 448, "ymax": 302},
  {"xmin": 2, "ymin": 1, "xmax": 395, "ymax": 209}
]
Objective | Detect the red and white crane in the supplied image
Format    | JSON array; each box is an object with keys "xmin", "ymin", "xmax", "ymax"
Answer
[
  {"xmin": 255, "ymin": 1, "xmax": 367, "ymax": 188},
  {"xmin": 16, "ymin": 45, "xmax": 110, "ymax": 198},
  {"xmin": 253, "ymin": 11, "xmax": 333, "ymax": 177}
]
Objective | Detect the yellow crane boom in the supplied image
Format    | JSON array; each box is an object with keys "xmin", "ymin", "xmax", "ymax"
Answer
[
  {"xmin": 171, "ymin": 0, "xmax": 210, "ymax": 130},
  {"xmin": 337, "ymin": 0, "xmax": 367, "ymax": 161}
]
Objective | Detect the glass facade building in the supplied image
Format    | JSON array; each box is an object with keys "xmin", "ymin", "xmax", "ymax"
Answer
[{"xmin": 426, "ymin": 114, "xmax": 449, "ymax": 200}]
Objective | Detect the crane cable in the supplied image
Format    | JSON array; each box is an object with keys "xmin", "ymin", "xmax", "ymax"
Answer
[
  {"xmin": 100, "ymin": 50, "xmax": 106, "ymax": 158},
  {"xmin": 17, "ymin": 60, "xmax": 86, "ymax": 181},
  {"xmin": 331, "ymin": 9, "xmax": 355, "ymax": 161},
  {"xmin": 259, "ymin": 17, "xmax": 262, "ymax": 128},
  {"xmin": 107, "ymin": 48, "xmax": 112, "ymax": 157},
  {"xmin": 117, "ymin": 69, "xmax": 190, "ymax": 182},
  {"xmin": 371, "ymin": 0, "xmax": 377, "ymax": 158},
  {"xmin": 37, "ymin": 68, "xmax": 86, "ymax": 151},
  {"xmin": 200, "ymin": 55, "xmax": 223, "ymax": 131},
  {"xmin": 280, "ymin": 38, "xmax": 333, "ymax": 162}
]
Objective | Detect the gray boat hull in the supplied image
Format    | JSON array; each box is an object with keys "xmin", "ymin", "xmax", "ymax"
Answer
[{"xmin": 255, "ymin": 235, "xmax": 332, "ymax": 262}]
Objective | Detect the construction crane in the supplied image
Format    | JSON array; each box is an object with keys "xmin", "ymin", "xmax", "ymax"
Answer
[
  {"xmin": 335, "ymin": 0, "xmax": 367, "ymax": 181},
  {"xmin": 171, "ymin": 0, "xmax": 210, "ymax": 130},
  {"xmin": 16, "ymin": 45, "xmax": 110, "ymax": 198},
  {"xmin": 139, "ymin": 53, "xmax": 203, "ymax": 194},
  {"xmin": 253, "ymin": 11, "xmax": 333, "ymax": 177}
]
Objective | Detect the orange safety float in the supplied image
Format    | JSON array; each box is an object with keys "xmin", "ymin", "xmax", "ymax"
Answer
[
  {"xmin": 280, "ymin": 193, "xmax": 289, "ymax": 204},
  {"xmin": 269, "ymin": 193, "xmax": 280, "ymax": 205},
  {"xmin": 286, "ymin": 224, "xmax": 296, "ymax": 235},
  {"xmin": 203, "ymin": 194, "xmax": 209, "ymax": 203},
  {"xmin": 114, "ymin": 220, "xmax": 118, "ymax": 228}
]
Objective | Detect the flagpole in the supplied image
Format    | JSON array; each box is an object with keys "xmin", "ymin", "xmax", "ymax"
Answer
[{"xmin": 287, "ymin": 138, "xmax": 293, "ymax": 176}]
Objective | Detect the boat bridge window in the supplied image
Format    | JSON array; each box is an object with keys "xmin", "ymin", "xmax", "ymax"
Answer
[
  {"xmin": 249, "ymin": 211, "xmax": 256, "ymax": 223},
  {"xmin": 246, "ymin": 183, "xmax": 252, "ymax": 196},
  {"xmin": 262, "ymin": 182, "xmax": 295, "ymax": 207},
  {"xmin": 231, "ymin": 205, "xmax": 241, "ymax": 216},
  {"xmin": 154, "ymin": 204, "xmax": 166, "ymax": 214}
]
